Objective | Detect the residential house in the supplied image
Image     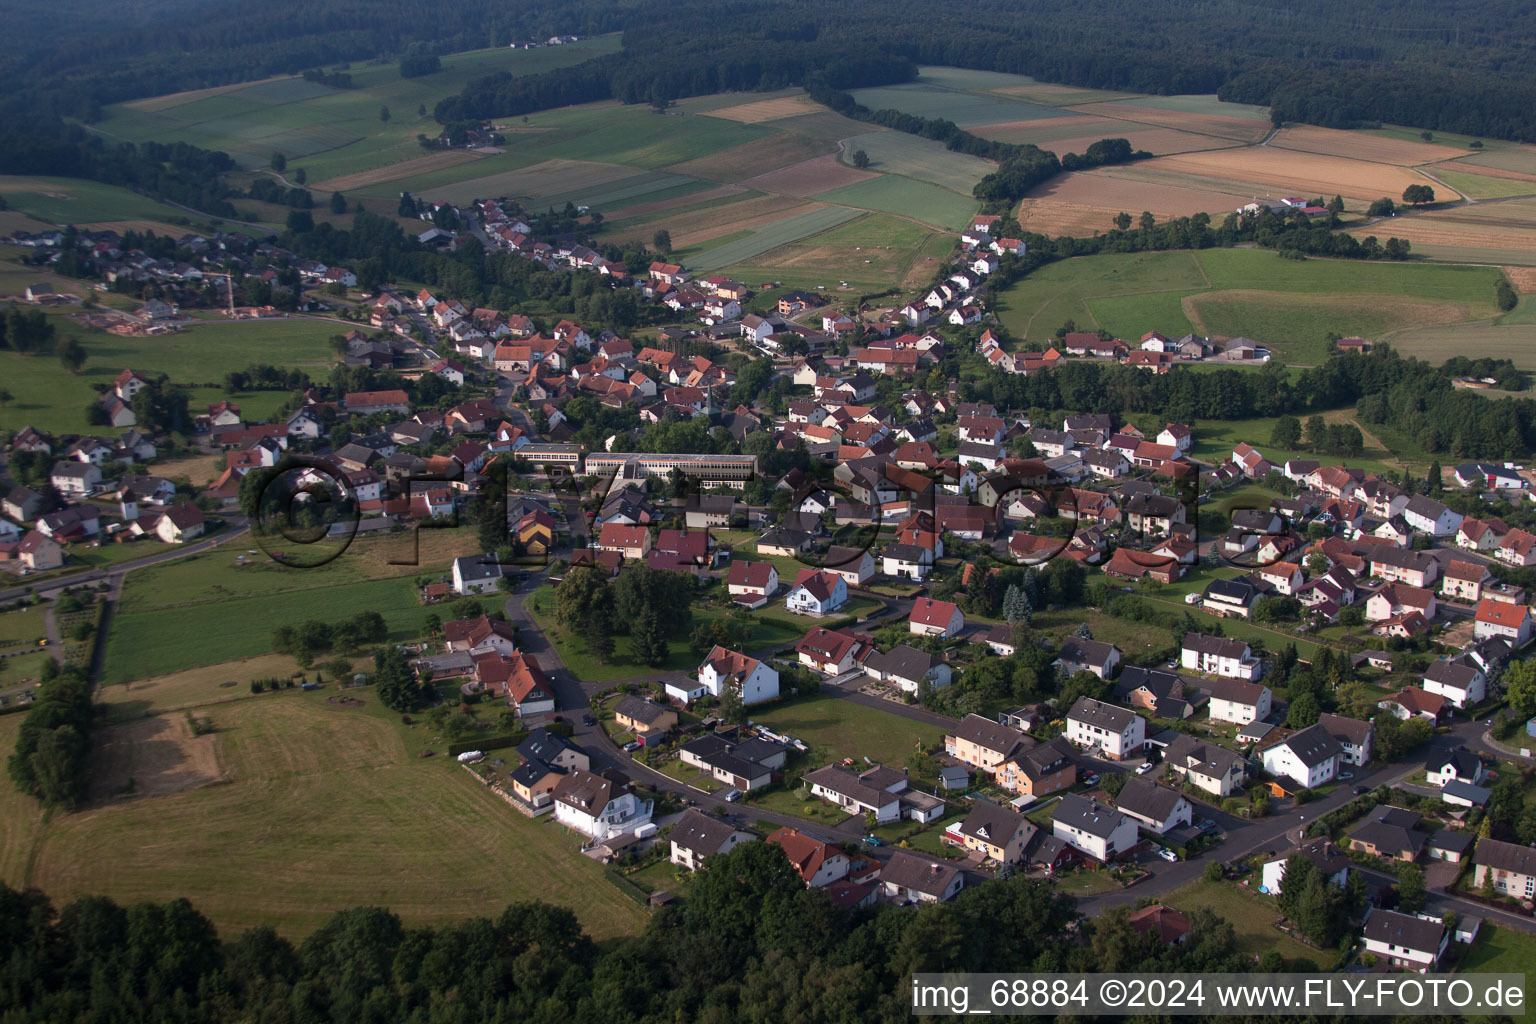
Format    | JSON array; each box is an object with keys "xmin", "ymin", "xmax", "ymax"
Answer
[
  {"xmin": 785, "ymin": 569, "xmax": 848, "ymax": 616},
  {"xmin": 671, "ymin": 646, "xmax": 778, "ymax": 705},
  {"xmin": 1055, "ymin": 637, "xmax": 1121, "ymax": 679},
  {"xmin": 1112, "ymin": 667, "xmax": 1187, "ymax": 719},
  {"xmin": 795, "ymin": 626, "xmax": 870, "ymax": 675},
  {"xmin": 669, "ymin": 808, "xmax": 755, "ymax": 871},
  {"xmin": 678, "ymin": 732, "xmax": 787, "ymax": 792},
  {"xmin": 552, "ymin": 769, "xmax": 653, "ymax": 841},
  {"xmin": 1377, "ymin": 686, "xmax": 1449, "ymax": 722},
  {"xmin": 1065, "ymin": 696, "xmax": 1145, "ymax": 760},
  {"xmin": 908, "ymin": 597, "xmax": 964, "ymax": 637},
  {"xmin": 451, "ymin": 553, "xmax": 502, "ymax": 594},
  {"xmin": 612, "ymin": 696, "xmax": 678, "ymax": 740},
  {"xmin": 1402, "ymin": 496, "xmax": 1463, "ymax": 538},
  {"xmin": 945, "ymin": 713, "xmax": 1031, "ymax": 774},
  {"xmin": 1207, "ymin": 677, "xmax": 1273, "ymax": 726},
  {"xmin": 821, "ymin": 545, "xmax": 876, "ymax": 586},
  {"xmin": 1260, "ymin": 838, "xmax": 1351, "ymax": 896},
  {"xmin": 1422, "ymin": 659, "xmax": 1486, "ymax": 709},
  {"xmin": 880, "ymin": 850, "xmax": 964, "ymax": 903},
  {"xmin": 950, "ymin": 799, "xmax": 1034, "ymax": 864},
  {"xmin": 1260, "ymin": 724, "xmax": 1341, "ymax": 790},
  {"xmin": 1052, "ymin": 795, "xmax": 1139, "ymax": 862},
  {"xmin": 1424, "ymin": 748, "xmax": 1484, "ymax": 788},
  {"xmin": 996, "ymin": 736, "xmax": 1077, "ymax": 799},
  {"xmin": 863, "ymin": 644, "xmax": 952, "ymax": 694},
  {"xmin": 1316, "ymin": 712, "xmax": 1374, "ymax": 766},
  {"xmin": 1182, "ymin": 633, "xmax": 1262, "ymax": 680},
  {"xmin": 1362, "ymin": 909, "xmax": 1448, "ymax": 973},
  {"xmin": 766, "ymin": 827, "xmax": 850, "ymax": 888},
  {"xmin": 726, "ymin": 560, "xmax": 778, "ymax": 607},
  {"xmin": 1473, "ymin": 837, "xmax": 1536, "ymax": 900},
  {"xmin": 1163, "ymin": 733, "xmax": 1246, "ymax": 797},
  {"xmin": 595, "ymin": 522, "xmax": 651, "ymax": 560},
  {"xmin": 1348, "ymin": 804, "xmax": 1427, "ymax": 861},
  {"xmin": 1114, "ymin": 777, "xmax": 1193, "ymax": 835},
  {"xmin": 1474, "ymin": 598, "xmax": 1532, "ymax": 645},
  {"xmin": 803, "ymin": 764, "xmax": 902, "ymax": 824}
]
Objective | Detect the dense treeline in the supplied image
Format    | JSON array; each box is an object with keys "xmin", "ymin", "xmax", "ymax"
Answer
[
  {"xmin": 5, "ymin": 666, "xmax": 93, "ymax": 811},
  {"xmin": 436, "ymin": 38, "xmax": 913, "ymax": 123},
  {"xmin": 0, "ymin": 847, "xmax": 1337, "ymax": 1024},
  {"xmin": 967, "ymin": 346, "xmax": 1536, "ymax": 461}
]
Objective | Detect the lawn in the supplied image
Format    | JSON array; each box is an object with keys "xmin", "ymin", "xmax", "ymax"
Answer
[
  {"xmin": 523, "ymin": 584, "xmax": 804, "ymax": 681},
  {"xmin": 101, "ymin": 529, "xmax": 480, "ymax": 684},
  {"xmin": 0, "ymin": 312, "xmax": 343, "ymax": 435},
  {"xmin": 748, "ymin": 693, "xmax": 947, "ymax": 767},
  {"xmin": 746, "ymin": 783, "xmax": 852, "ymax": 826},
  {"xmin": 993, "ymin": 247, "xmax": 1504, "ymax": 362},
  {"xmin": 0, "ymin": 606, "xmax": 47, "ymax": 651},
  {"xmin": 1162, "ymin": 877, "xmax": 1337, "ymax": 968},
  {"xmin": 0, "ymin": 696, "xmax": 646, "ymax": 941},
  {"xmin": 1459, "ymin": 924, "xmax": 1536, "ymax": 974}
]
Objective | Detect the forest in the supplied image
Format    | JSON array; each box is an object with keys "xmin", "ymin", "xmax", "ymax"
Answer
[{"xmin": 0, "ymin": 846, "xmax": 1344, "ymax": 1024}]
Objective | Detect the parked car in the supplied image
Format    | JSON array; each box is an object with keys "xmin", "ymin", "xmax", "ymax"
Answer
[
  {"xmin": 1136, "ymin": 762, "xmax": 1155, "ymax": 775},
  {"xmin": 1157, "ymin": 847, "xmax": 1178, "ymax": 863},
  {"xmin": 1353, "ymin": 785, "xmax": 1369, "ymax": 795},
  {"xmin": 1197, "ymin": 818, "xmax": 1218, "ymax": 832},
  {"xmin": 723, "ymin": 789, "xmax": 743, "ymax": 803},
  {"xmin": 582, "ymin": 713, "xmax": 596, "ymax": 726},
  {"xmin": 862, "ymin": 835, "xmax": 885, "ymax": 846},
  {"xmin": 1081, "ymin": 773, "xmax": 1100, "ymax": 787},
  {"xmin": 1338, "ymin": 771, "xmax": 1354, "ymax": 780},
  {"xmin": 622, "ymin": 740, "xmax": 641, "ymax": 752}
]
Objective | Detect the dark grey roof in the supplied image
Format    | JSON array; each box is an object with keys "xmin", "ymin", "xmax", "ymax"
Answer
[
  {"xmin": 959, "ymin": 798, "xmax": 1033, "ymax": 847},
  {"xmin": 1426, "ymin": 829, "xmax": 1474, "ymax": 854},
  {"xmin": 669, "ymin": 808, "xmax": 748, "ymax": 858},
  {"xmin": 1363, "ymin": 909, "xmax": 1445, "ymax": 955},
  {"xmin": 1114, "ymin": 666, "xmax": 1181, "ymax": 703},
  {"xmin": 1348, "ymin": 804, "xmax": 1426, "ymax": 857},
  {"xmin": 1068, "ymin": 695, "xmax": 1138, "ymax": 732},
  {"xmin": 1114, "ymin": 777, "xmax": 1186, "ymax": 823},
  {"xmin": 614, "ymin": 695, "xmax": 672, "ymax": 726},
  {"xmin": 518, "ymin": 728, "xmax": 580, "ymax": 764},
  {"xmin": 1425, "ymin": 748, "xmax": 1480, "ymax": 778},
  {"xmin": 1205, "ymin": 577, "xmax": 1258, "ymax": 603},
  {"xmin": 1058, "ymin": 637, "xmax": 1118, "ymax": 669},
  {"xmin": 1441, "ymin": 780, "xmax": 1492, "ymax": 805},
  {"xmin": 880, "ymin": 850, "xmax": 961, "ymax": 897},
  {"xmin": 948, "ymin": 713, "xmax": 1030, "ymax": 758},
  {"xmin": 1316, "ymin": 712, "xmax": 1372, "ymax": 746},
  {"xmin": 509, "ymin": 757, "xmax": 562, "ymax": 788},
  {"xmin": 1184, "ymin": 632, "xmax": 1251, "ymax": 660},
  {"xmin": 1208, "ymin": 676, "xmax": 1268, "ymax": 708},
  {"xmin": 1473, "ymin": 837, "xmax": 1536, "ymax": 876},
  {"xmin": 865, "ymin": 644, "xmax": 939, "ymax": 682},
  {"xmin": 1274, "ymin": 724, "xmax": 1341, "ymax": 767},
  {"xmin": 1164, "ymin": 733, "xmax": 1242, "ymax": 779},
  {"xmin": 804, "ymin": 764, "xmax": 897, "ymax": 808},
  {"xmin": 1053, "ymin": 794, "xmax": 1130, "ymax": 839}
]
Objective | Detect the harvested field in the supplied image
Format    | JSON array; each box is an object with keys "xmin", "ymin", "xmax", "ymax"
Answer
[
  {"xmin": 666, "ymin": 132, "xmax": 834, "ymax": 182},
  {"xmin": 703, "ymin": 95, "xmax": 818, "ymax": 123},
  {"xmin": 602, "ymin": 183, "xmax": 745, "ymax": 222},
  {"xmin": 312, "ymin": 149, "xmax": 486, "ymax": 192},
  {"xmin": 419, "ymin": 158, "xmax": 635, "ymax": 205},
  {"xmin": 611, "ymin": 193, "xmax": 811, "ymax": 246},
  {"xmin": 1271, "ymin": 125, "xmax": 1468, "ymax": 165},
  {"xmin": 1120, "ymin": 149, "xmax": 1433, "ymax": 205},
  {"xmin": 0, "ymin": 211, "xmax": 46, "ymax": 235},
  {"xmin": 1460, "ymin": 146, "xmax": 1536, "ymax": 176},
  {"xmin": 742, "ymin": 154, "xmax": 878, "ymax": 196},
  {"xmin": 1386, "ymin": 322, "xmax": 1536, "ymax": 371},
  {"xmin": 970, "ymin": 113, "xmax": 1120, "ymax": 144},
  {"xmin": 146, "ymin": 452, "xmax": 223, "ymax": 488},
  {"xmin": 1428, "ymin": 160, "xmax": 1536, "ymax": 185},
  {"xmin": 1015, "ymin": 169, "xmax": 1249, "ymax": 236},
  {"xmin": 992, "ymin": 82, "xmax": 1139, "ymax": 105},
  {"xmin": 1040, "ymin": 128, "xmax": 1242, "ymax": 158},
  {"xmin": 101, "ymin": 653, "xmax": 317, "ymax": 722},
  {"xmin": 1063, "ymin": 102, "xmax": 1271, "ymax": 142},
  {"xmin": 1502, "ymin": 266, "xmax": 1536, "ymax": 293},
  {"xmin": 81, "ymin": 220, "xmax": 200, "ymax": 238},
  {"xmin": 1344, "ymin": 203, "xmax": 1536, "ymax": 264},
  {"xmin": 89, "ymin": 714, "xmax": 222, "ymax": 803}
]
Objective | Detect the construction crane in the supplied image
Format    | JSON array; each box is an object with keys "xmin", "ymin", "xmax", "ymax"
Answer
[{"xmin": 205, "ymin": 270, "xmax": 236, "ymax": 317}]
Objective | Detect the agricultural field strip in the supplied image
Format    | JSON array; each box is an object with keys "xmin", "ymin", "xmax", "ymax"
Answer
[{"xmin": 686, "ymin": 205, "xmax": 864, "ymax": 271}]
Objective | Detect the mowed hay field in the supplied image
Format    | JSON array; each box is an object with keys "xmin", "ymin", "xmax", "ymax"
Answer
[
  {"xmin": 1270, "ymin": 124, "xmax": 1471, "ymax": 165},
  {"xmin": 995, "ymin": 248, "xmax": 1503, "ymax": 362},
  {"xmin": 93, "ymin": 38, "xmax": 622, "ymax": 180},
  {"xmin": 0, "ymin": 698, "xmax": 647, "ymax": 941},
  {"xmin": 713, "ymin": 212, "xmax": 957, "ymax": 294},
  {"xmin": 1385, "ymin": 322, "xmax": 1536, "ymax": 371},
  {"xmin": 814, "ymin": 175, "xmax": 977, "ymax": 232}
]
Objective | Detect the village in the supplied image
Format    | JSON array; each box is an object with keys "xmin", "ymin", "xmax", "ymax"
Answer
[{"xmin": 4, "ymin": 203, "xmax": 1536, "ymax": 974}]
